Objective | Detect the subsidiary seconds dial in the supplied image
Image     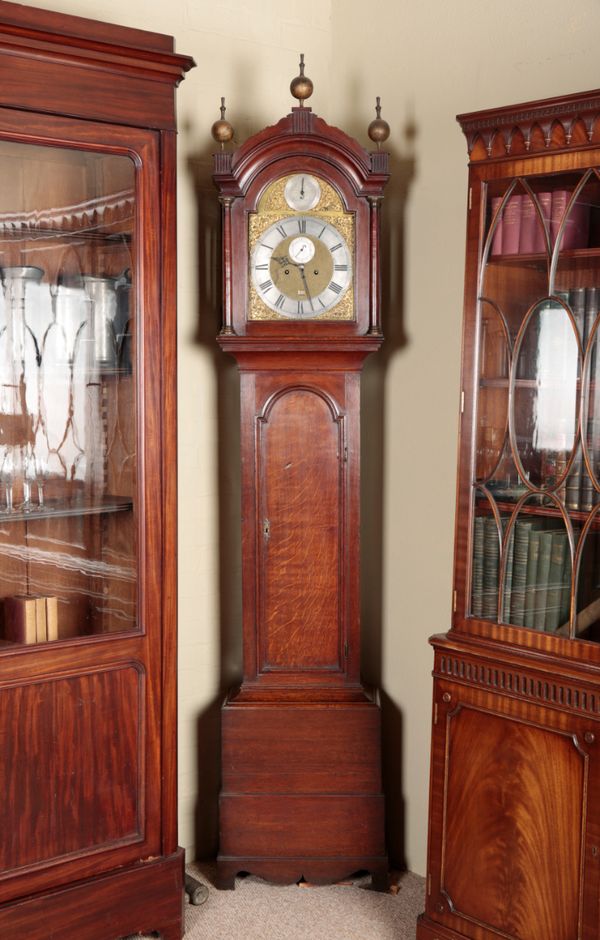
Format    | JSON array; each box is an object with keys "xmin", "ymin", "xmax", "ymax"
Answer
[{"xmin": 251, "ymin": 216, "xmax": 352, "ymax": 319}]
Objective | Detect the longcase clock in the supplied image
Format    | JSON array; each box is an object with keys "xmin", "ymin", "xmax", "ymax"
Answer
[{"xmin": 212, "ymin": 61, "xmax": 390, "ymax": 887}]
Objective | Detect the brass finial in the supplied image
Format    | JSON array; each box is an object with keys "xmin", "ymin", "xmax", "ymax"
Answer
[
  {"xmin": 290, "ymin": 54, "xmax": 313, "ymax": 107},
  {"xmin": 211, "ymin": 97, "xmax": 234, "ymax": 149},
  {"xmin": 368, "ymin": 97, "xmax": 390, "ymax": 149}
]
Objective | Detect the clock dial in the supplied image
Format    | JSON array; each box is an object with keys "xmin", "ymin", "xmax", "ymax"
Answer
[
  {"xmin": 284, "ymin": 174, "xmax": 321, "ymax": 211},
  {"xmin": 251, "ymin": 215, "xmax": 352, "ymax": 319}
]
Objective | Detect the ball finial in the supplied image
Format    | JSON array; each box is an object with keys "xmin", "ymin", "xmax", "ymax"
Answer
[
  {"xmin": 368, "ymin": 97, "xmax": 390, "ymax": 149},
  {"xmin": 211, "ymin": 97, "xmax": 234, "ymax": 149},
  {"xmin": 290, "ymin": 54, "xmax": 313, "ymax": 107}
]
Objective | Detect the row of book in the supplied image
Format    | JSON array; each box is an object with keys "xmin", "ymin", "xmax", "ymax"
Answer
[
  {"xmin": 490, "ymin": 191, "xmax": 591, "ymax": 256},
  {"xmin": 472, "ymin": 516, "xmax": 571, "ymax": 631},
  {"xmin": 2, "ymin": 593, "xmax": 58, "ymax": 643}
]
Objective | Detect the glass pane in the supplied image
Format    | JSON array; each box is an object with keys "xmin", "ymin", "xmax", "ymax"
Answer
[
  {"xmin": 512, "ymin": 298, "xmax": 580, "ymax": 490},
  {"xmin": 0, "ymin": 141, "xmax": 136, "ymax": 646},
  {"xmin": 470, "ymin": 169, "xmax": 600, "ymax": 638}
]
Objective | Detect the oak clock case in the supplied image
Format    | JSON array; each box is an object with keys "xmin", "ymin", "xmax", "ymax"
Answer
[
  {"xmin": 0, "ymin": 4, "xmax": 193, "ymax": 939},
  {"xmin": 212, "ymin": 68, "xmax": 390, "ymax": 888},
  {"xmin": 417, "ymin": 90, "xmax": 600, "ymax": 940}
]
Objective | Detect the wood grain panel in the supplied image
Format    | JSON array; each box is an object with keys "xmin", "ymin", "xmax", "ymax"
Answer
[
  {"xmin": 221, "ymin": 702, "xmax": 382, "ymax": 793},
  {"xmin": 258, "ymin": 387, "xmax": 344, "ymax": 671},
  {"xmin": 443, "ymin": 705, "xmax": 584, "ymax": 940},
  {"xmin": 0, "ymin": 664, "xmax": 143, "ymax": 873},
  {"xmin": 220, "ymin": 793, "xmax": 385, "ymax": 858}
]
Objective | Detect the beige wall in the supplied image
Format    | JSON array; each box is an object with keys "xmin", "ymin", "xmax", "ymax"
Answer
[{"xmin": 21, "ymin": 0, "xmax": 600, "ymax": 877}]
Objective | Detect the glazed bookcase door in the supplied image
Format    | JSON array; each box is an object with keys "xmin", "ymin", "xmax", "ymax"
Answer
[
  {"xmin": 0, "ymin": 137, "xmax": 138, "ymax": 645},
  {"xmin": 0, "ymin": 109, "xmax": 165, "ymax": 900},
  {"xmin": 468, "ymin": 162, "xmax": 600, "ymax": 647}
]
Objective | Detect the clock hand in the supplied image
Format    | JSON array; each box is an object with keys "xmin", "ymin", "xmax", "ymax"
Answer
[
  {"xmin": 300, "ymin": 177, "xmax": 305, "ymax": 199},
  {"xmin": 272, "ymin": 254, "xmax": 291, "ymax": 266},
  {"xmin": 298, "ymin": 264, "xmax": 314, "ymax": 311}
]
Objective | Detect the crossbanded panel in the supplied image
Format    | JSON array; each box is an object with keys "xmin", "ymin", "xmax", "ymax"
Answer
[
  {"xmin": 443, "ymin": 705, "xmax": 584, "ymax": 940},
  {"xmin": 0, "ymin": 664, "xmax": 143, "ymax": 873},
  {"xmin": 258, "ymin": 387, "xmax": 344, "ymax": 671}
]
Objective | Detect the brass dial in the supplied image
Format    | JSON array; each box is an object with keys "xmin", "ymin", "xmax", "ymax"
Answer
[{"xmin": 250, "ymin": 215, "xmax": 352, "ymax": 319}]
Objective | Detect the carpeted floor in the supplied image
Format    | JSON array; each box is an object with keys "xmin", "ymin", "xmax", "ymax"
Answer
[{"xmin": 129, "ymin": 863, "xmax": 425, "ymax": 940}]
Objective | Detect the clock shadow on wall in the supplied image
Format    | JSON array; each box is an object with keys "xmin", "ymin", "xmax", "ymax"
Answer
[
  {"xmin": 187, "ymin": 112, "xmax": 417, "ymax": 871},
  {"xmin": 186, "ymin": 139, "xmax": 242, "ymax": 859},
  {"xmin": 359, "ymin": 120, "xmax": 417, "ymax": 871}
]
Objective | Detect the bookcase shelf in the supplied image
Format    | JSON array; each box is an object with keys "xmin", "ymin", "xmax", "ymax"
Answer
[
  {"xmin": 418, "ymin": 88, "xmax": 600, "ymax": 940},
  {"xmin": 0, "ymin": 494, "xmax": 132, "ymax": 524}
]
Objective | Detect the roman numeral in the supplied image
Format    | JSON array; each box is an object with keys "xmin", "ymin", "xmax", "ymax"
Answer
[
  {"xmin": 255, "ymin": 263, "xmax": 269, "ymax": 270},
  {"xmin": 276, "ymin": 224, "xmax": 287, "ymax": 238},
  {"xmin": 318, "ymin": 226, "xmax": 326, "ymax": 238},
  {"xmin": 330, "ymin": 243, "xmax": 343, "ymax": 252},
  {"xmin": 275, "ymin": 294, "xmax": 285, "ymax": 309},
  {"xmin": 297, "ymin": 302, "xmax": 304, "ymax": 316},
  {"xmin": 259, "ymin": 279, "xmax": 273, "ymax": 292},
  {"xmin": 334, "ymin": 264, "xmax": 348, "ymax": 271},
  {"xmin": 329, "ymin": 282, "xmax": 343, "ymax": 294},
  {"xmin": 297, "ymin": 219, "xmax": 307, "ymax": 233}
]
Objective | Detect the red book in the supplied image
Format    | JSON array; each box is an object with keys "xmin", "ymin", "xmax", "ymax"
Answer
[
  {"xmin": 534, "ymin": 192, "xmax": 552, "ymax": 252},
  {"xmin": 550, "ymin": 190, "xmax": 569, "ymax": 246},
  {"xmin": 502, "ymin": 194, "xmax": 522, "ymax": 254},
  {"xmin": 519, "ymin": 196, "xmax": 537, "ymax": 253},
  {"xmin": 490, "ymin": 196, "xmax": 503, "ymax": 256},
  {"xmin": 562, "ymin": 199, "xmax": 590, "ymax": 249}
]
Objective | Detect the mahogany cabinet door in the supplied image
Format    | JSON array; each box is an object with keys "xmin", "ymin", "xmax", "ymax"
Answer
[{"xmin": 425, "ymin": 676, "xmax": 600, "ymax": 940}]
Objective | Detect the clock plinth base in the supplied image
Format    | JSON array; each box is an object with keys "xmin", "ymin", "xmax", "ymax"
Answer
[
  {"xmin": 217, "ymin": 694, "xmax": 387, "ymax": 888},
  {"xmin": 216, "ymin": 854, "xmax": 388, "ymax": 890}
]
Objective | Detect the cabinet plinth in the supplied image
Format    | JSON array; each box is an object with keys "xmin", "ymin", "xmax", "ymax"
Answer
[{"xmin": 213, "ymin": 101, "xmax": 389, "ymax": 886}]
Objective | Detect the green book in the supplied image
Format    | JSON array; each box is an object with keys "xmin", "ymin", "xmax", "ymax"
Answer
[
  {"xmin": 501, "ymin": 524, "xmax": 515, "ymax": 623},
  {"xmin": 471, "ymin": 515, "xmax": 484, "ymax": 617},
  {"xmin": 524, "ymin": 528, "xmax": 542, "ymax": 628},
  {"xmin": 482, "ymin": 515, "xmax": 500, "ymax": 620},
  {"xmin": 558, "ymin": 547, "xmax": 573, "ymax": 630},
  {"xmin": 566, "ymin": 451, "xmax": 582, "ymax": 512},
  {"xmin": 545, "ymin": 531, "xmax": 568, "ymax": 631},
  {"xmin": 533, "ymin": 529, "xmax": 554, "ymax": 630},
  {"xmin": 508, "ymin": 519, "xmax": 535, "ymax": 626}
]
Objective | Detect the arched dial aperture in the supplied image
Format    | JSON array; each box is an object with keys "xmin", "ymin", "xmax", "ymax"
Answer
[{"xmin": 251, "ymin": 215, "xmax": 352, "ymax": 319}]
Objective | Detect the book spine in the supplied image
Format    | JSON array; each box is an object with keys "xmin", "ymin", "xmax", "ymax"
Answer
[
  {"xmin": 533, "ymin": 529, "xmax": 553, "ymax": 630},
  {"xmin": 566, "ymin": 451, "xmax": 582, "ymax": 511},
  {"xmin": 551, "ymin": 190, "xmax": 569, "ymax": 247},
  {"xmin": 519, "ymin": 196, "xmax": 537, "ymax": 253},
  {"xmin": 534, "ymin": 192, "xmax": 552, "ymax": 253},
  {"xmin": 523, "ymin": 528, "xmax": 541, "ymax": 628},
  {"xmin": 471, "ymin": 515, "xmax": 484, "ymax": 617},
  {"xmin": 545, "ymin": 532, "xmax": 568, "ymax": 632},
  {"xmin": 509, "ymin": 521, "xmax": 532, "ymax": 626},
  {"xmin": 45, "ymin": 596, "xmax": 58, "ymax": 641},
  {"xmin": 482, "ymin": 515, "xmax": 500, "ymax": 619},
  {"xmin": 502, "ymin": 194, "xmax": 522, "ymax": 255},
  {"xmin": 3, "ymin": 595, "xmax": 38, "ymax": 644},
  {"xmin": 490, "ymin": 197, "xmax": 503, "ymax": 256},
  {"xmin": 561, "ymin": 197, "xmax": 591, "ymax": 250},
  {"xmin": 501, "ymin": 524, "xmax": 515, "ymax": 623},
  {"xmin": 35, "ymin": 596, "xmax": 47, "ymax": 643}
]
